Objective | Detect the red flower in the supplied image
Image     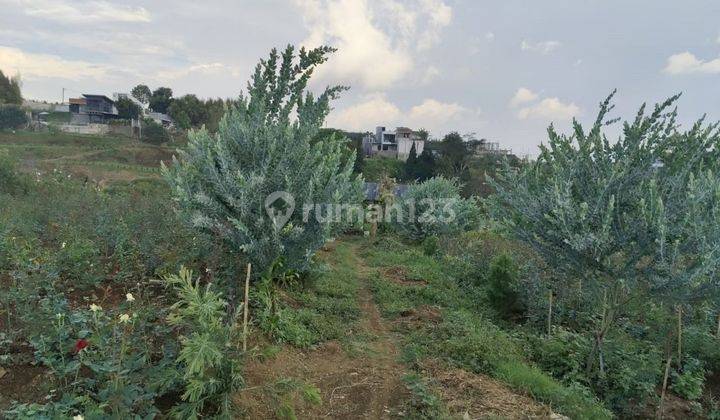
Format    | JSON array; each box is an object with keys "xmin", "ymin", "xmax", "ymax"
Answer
[{"xmin": 74, "ymin": 339, "xmax": 89, "ymax": 353}]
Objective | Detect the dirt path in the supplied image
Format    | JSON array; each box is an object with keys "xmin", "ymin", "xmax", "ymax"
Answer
[
  {"xmin": 239, "ymin": 242, "xmax": 409, "ymax": 419},
  {"xmin": 239, "ymin": 239, "xmax": 559, "ymax": 419}
]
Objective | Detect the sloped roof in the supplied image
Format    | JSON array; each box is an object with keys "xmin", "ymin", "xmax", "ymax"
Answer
[{"xmin": 82, "ymin": 94, "xmax": 115, "ymax": 103}]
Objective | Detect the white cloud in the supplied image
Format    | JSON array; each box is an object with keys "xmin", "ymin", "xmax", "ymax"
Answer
[
  {"xmin": 157, "ymin": 62, "xmax": 241, "ymax": 80},
  {"xmin": 0, "ymin": 45, "xmax": 109, "ymax": 80},
  {"xmin": 663, "ymin": 51, "xmax": 720, "ymax": 75},
  {"xmin": 327, "ymin": 94, "xmax": 473, "ymax": 132},
  {"xmin": 416, "ymin": 0, "xmax": 453, "ymax": 50},
  {"xmin": 0, "ymin": 28, "xmax": 182, "ymax": 59},
  {"xmin": 327, "ymin": 93, "xmax": 402, "ymax": 130},
  {"xmin": 295, "ymin": 0, "xmax": 412, "ymax": 90},
  {"xmin": 420, "ymin": 65, "xmax": 440, "ymax": 84},
  {"xmin": 521, "ymin": 39, "xmax": 561, "ymax": 54},
  {"xmin": 485, "ymin": 32, "xmax": 495, "ymax": 41},
  {"xmin": 517, "ymin": 97, "xmax": 580, "ymax": 121},
  {"xmin": 509, "ymin": 87, "xmax": 538, "ymax": 107},
  {"xmin": 407, "ymin": 98, "xmax": 470, "ymax": 127},
  {"xmin": 16, "ymin": 0, "xmax": 151, "ymax": 23},
  {"xmin": 294, "ymin": 0, "xmax": 451, "ymax": 90}
]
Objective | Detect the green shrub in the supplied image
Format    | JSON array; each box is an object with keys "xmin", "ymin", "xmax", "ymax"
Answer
[
  {"xmin": 523, "ymin": 328, "xmax": 589, "ymax": 384},
  {"xmin": 421, "ymin": 236, "xmax": 439, "ymax": 256},
  {"xmin": 53, "ymin": 238, "xmax": 101, "ymax": 288},
  {"xmin": 165, "ymin": 267, "xmax": 245, "ymax": 418},
  {"xmin": 141, "ymin": 119, "xmax": 169, "ymax": 144},
  {"xmin": 685, "ymin": 326, "xmax": 720, "ymax": 372},
  {"xmin": 402, "ymin": 374, "xmax": 449, "ymax": 419},
  {"xmin": 396, "ymin": 177, "xmax": 480, "ymax": 241},
  {"xmin": 48, "ymin": 123, "xmax": 61, "ymax": 135},
  {"xmin": 523, "ymin": 328, "xmax": 662, "ymax": 416},
  {"xmin": 485, "ymin": 253, "xmax": 524, "ymax": 319},
  {"xmin": 0, "ymin": 104, "xmax": 27, "ymax": 129},
  {"xmin": 672, "ymin": 357, "xmax": 706, "ymax": 401},
  {"xmin": 362, "ymin": 157, "xmax": 404, "ymax": 181}
]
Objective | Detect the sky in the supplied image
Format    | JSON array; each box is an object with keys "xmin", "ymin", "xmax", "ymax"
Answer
[{"xmin": 1, "ymin": 0, "xmax": 719, "ymax": 156}]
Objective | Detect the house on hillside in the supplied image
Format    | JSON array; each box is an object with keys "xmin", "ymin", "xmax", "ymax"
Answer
[
  {"xmin": 467, "ymin": 139, "xmax": 511, "ymax": 156},
  {"xmin": 145, "ymin": 111, "xmax": 174, "ymax": 128},
  {"xmin": 68, "ymin": 94, "xmax": 118, "ymax": 124},
  {"xmin": 362, "ymin": 126, "xmax": 425, "ymax": 161}
]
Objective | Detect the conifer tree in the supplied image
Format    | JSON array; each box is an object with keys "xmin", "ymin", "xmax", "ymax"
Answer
[
  {"xmin": 416, "ymin": 149, "xmax": 436, "ymax": 182},
  {"xmin": 164, "ymin": 45, "xmax": 363, "ymax": 275},
  {"xmin": 403, "ymin": 142, "xmax": 419, "ymax": 181}
]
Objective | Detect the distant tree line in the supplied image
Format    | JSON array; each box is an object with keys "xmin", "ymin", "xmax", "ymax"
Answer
[
  {"xmin": 337, "ymin": 126, "xmax": 522, "ymax": 197},
  {"xmin": 118, "ymin": 84, "xmax": 236, "ymax": 132}
]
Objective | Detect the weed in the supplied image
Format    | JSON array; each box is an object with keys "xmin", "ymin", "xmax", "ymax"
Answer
[{"xmin": 402, "ymin": 373, "xmax": 449, "ymax": 419}]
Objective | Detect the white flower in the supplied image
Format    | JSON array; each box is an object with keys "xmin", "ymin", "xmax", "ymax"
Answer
[
  {"xmin": 205, "ymin": 268, "xmax": 211, "ymax": 273},
  {"xmin": 119, "ymin": 314, "xmax": 130, "ymax": 323},
  {"xmin": 125, "ymin": 293, "xmax": 135, "ymax": 302},
  {"xmin": 61, "ymin": 242, "xmax": 66, "ymax": 249},
  {"xmin": 73, "ymin": 415, "xmax": 84, "ymax": 420},
  {"xmin": 89, "ymin": 304, "xmax": 102, "ymax": 312}
]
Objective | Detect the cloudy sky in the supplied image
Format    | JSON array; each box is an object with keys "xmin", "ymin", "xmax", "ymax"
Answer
[{"xmin": 1, "ymin": 0, "xmax": 718, "ymax": 156}]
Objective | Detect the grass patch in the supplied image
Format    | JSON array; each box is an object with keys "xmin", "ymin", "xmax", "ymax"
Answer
[
  {"xmin": 269, "ymin": 241, "xmax": 362, "ymax": 347},
  {"xmin": 496, "ymin": 362, "xmax": 611, "ymax": 419},
  {"xmin": 0, "ymin": 130, "xmax": 130, "ymax": 148}
]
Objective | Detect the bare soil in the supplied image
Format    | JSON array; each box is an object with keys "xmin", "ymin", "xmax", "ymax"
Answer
[{"xmin": 0, "ymin": 364, "xmax": 50, "ymax": 412}]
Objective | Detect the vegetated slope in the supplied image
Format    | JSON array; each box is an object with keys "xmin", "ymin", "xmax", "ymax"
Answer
[
  {"xmin": 357, "ymin": 235, "xmax": 612, "ymax": 419},
  {"xmin": 0, "ymin": 131, "xmax": 174, "ymax": 183},
  {"xmin": 239, "ymin": 238, "xmax": 568, "ymax": 419}
]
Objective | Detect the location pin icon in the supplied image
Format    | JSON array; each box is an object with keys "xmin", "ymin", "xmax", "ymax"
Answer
[{"xmin": 264, "ymin": 191, "xmax": 296, "ymax": 232}]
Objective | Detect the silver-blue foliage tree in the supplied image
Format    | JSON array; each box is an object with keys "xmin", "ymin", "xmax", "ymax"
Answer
[
  {"xmin": 164, "ymin": 46, "xmax": 363, "ymax": 275},
  {"xmin": 489, "ymin": 92, "xmax": 720, "ymax": 373}
]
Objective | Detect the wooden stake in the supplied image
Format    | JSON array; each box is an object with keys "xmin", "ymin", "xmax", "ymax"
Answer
[
  {"xmin": 658, "ymin": 355, "xmax": 672, "ymax": 420},
  {"xmin": 547, "ymin": 290, "xmax": 553, "ymax": 336},
  {"xmin": 243, "ymin": 263, "xmax": 251, "ymax": 352},
  {"xmin": 677, "ymin": 306, "xmax": 682, "ymax": 370}
]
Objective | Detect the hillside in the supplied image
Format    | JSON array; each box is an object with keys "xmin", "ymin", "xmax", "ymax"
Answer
[{"xmin": 2, "ymin": 128, "xmax": 719, "ymax": 419}]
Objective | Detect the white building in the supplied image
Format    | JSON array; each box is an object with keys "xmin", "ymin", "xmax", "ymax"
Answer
[{"xmin": 363, "ymin": 126, "xmax": 425, "ymax": 161}]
